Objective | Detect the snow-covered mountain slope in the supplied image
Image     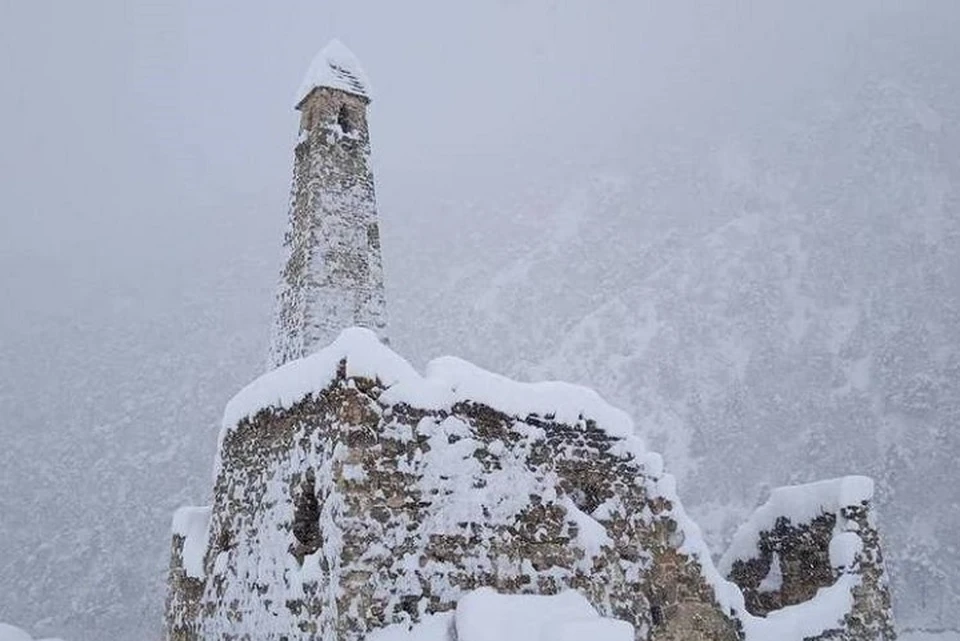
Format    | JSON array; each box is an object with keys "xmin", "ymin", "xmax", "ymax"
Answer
[{"xmin": 389, "ymin": 81, "xmax": 960, "ymax": 630}]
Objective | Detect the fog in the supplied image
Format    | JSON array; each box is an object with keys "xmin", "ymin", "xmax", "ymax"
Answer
[{"xmin": 1, "ymin": 2, "xmax": 958, "ymax": 639}]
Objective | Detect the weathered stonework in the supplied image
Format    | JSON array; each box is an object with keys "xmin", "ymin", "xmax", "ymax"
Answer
[
  {"xmin": 722, "ymin": 480, "xmax": 896, "ymax": 641},
  {"xmin": 166, "ymin": 331, "xmax": 896, "ymax": 641},
  {"xmin": 268, "ymin": 63, "xmax": 387, "ymax": 369},
  {"xmin": 166, "ymin": 336, "xmax": 744, "ymax": 641},
  {"xmin": 171, "ymin": 38, "xmax": 896, "ymax": 641}
]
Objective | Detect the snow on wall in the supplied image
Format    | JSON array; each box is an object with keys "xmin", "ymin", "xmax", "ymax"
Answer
[
  {"xmin": 718, "ymin": 476, "xmax": 875, "ymax": 575},
  {"xmin": 171, "ymin": 506, "xmax": 211, "ymax": 579},
  {"xmin": 229, "ymin": 328, "xmax": 634, "ymax": 446},
  {"xmin": 169, "ymin": 328, "xmax": 893, "ymax": 641},
  {"xmin": 720, "ymin": 476, "xmax": 895, "ymax": 641},
  {"xmin": 367, "ymin": 589, "xmax": 635, "ymax": 641},
  {"xmin": 269, "ymin": 53, "xmax": 387, "ymax": 369}
]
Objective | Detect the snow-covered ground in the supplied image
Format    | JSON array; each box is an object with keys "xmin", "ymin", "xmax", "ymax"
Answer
[
  {"xmin": 901, "ymin": 632, "xmax": 960, "ymax": 641},
  {"xmin": 368, "ymin": 589, "xmax": 633, "ymax": 641},
  {"xmin": 0, "ymin": 623, "xmax": 63, "ymax": 641}
]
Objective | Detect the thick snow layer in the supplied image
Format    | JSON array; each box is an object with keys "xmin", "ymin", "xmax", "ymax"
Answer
[
  {"xmin": 718, "ymin": 476, "xmax": 874, "ymax": 575},
  {"xmin": 758, "ymin": 574, "xmax": 859, "ymax": 639},
  {"xmin": 0, "ymin": 623, "xmax": 65, "ymax": 641},
  {"xmin": 222, "ymin": 327, "xmax": 636, "ymax": 443},
  {"xmin": 900, "ymin": 632, "xmax": 960, "ymax": 641},
  {"xmin": 214, "ymin": 329, "xmax": 880, "ymax": 641},
  {"xmin": 295, "ymin": 39, "xmax": 370, "ymax": 106},
  {"xmin": 456, "ymin": 588, "xmax": 601, "ymax": 641},
  {"xmin": 171, "ymin": 506, "xmax": 211, "ymax": 579},
  {"xmin": 420, "ymin": 356, "xmax": 635, "ymax": 439},
  {"xmin": 0, "ymin": 625, "xmax": 31, "ymax": 641},
  {"xmin": 367, "ymin": 614, "xmax": 454, "ymax": 641},
  {"xmin": 365, "ymin": 590, "xmax": 633, "ymax": 641}
]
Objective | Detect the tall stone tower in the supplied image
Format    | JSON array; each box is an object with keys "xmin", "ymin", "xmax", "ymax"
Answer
[{"xmin": 268, "ymin": 39, "xmax": 388, "ymax": 369}]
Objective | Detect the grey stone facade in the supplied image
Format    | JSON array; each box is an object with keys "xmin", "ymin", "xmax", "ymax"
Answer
[
  {"xmin": 164, "ymin": 332, "xmax": 896, "ymax": 641},
  {"xmin": 165, "ymin": 350, "xmax": 741, "ymax": 641},
  {"xmin": 724, "ymin": 483, "xmax": 896, "ymax": 641},
  {"xmin": 268, "ymin": 79, "xmax": 387, "ymax": 369},
  {"xmin": 166, "ymin": 40, "xmax": 896, "ymax": 641}
]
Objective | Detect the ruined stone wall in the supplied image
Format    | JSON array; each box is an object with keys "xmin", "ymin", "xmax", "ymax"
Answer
[
  {"xmin": 269, "ymin": 87, "xmax": 388, "ymax": 369},
  {"xmin": 166, "ymin": 366, "xmax": 741, "ymax": 641},
  {"xmin": 724, "ymin": 485, "xmax": 896, "ymax": 641},
  {"xmin": 167, "ymin": 331, "xmax": 896, "ymax": 641}
]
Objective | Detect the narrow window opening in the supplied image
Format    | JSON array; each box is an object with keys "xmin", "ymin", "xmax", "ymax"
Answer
[
  {"xmin": 367, "ymin": 222, "xmax": 381, "ymax": 251},
  {"xmin": 650, "ymin": 604, "xmax": 664, "ymax": 626},
  {"xmin": 291, "ymin": 469, "xmax": 322, "ymax": 561},
  {"xmin": 338, "ymin": 104, "xmax": 354, "ymax": 133}
]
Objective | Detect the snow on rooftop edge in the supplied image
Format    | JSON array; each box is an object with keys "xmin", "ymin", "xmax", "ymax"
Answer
[
  {"xmin": 294, "ymin": 38, "xmax": 371, "ymax": 107},
  {"xmin": 221, "ymin": 327, "xmax": 636, "ymax": 442}
]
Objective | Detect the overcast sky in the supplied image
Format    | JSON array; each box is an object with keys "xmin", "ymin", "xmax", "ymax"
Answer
[
  {"xmin": 3, "ymin": 1, "xmax": 953, "ymax": 278},
  {"xmin": 3, "ymin": 3, "xmax": 960, "ymax": 639}
]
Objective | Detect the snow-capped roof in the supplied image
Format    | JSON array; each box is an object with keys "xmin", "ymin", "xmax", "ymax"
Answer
[{"xmin": 295, "ymin": 39, "xmax": 371, "ymax": 107}]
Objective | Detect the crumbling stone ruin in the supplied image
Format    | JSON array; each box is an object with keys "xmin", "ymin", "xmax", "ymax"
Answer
[
  {"xmin": 164, "ymin": 40, "xmax": 895, "ymax": 641},
  {"xmin": 165, "ymin": 332, "xmax": 895, "ymax": 641},
  {"xmin": 720, "ymin": 479, "xmax": 896, "ymax": 641}
]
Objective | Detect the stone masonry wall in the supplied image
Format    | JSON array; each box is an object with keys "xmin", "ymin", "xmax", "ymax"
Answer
[
  {"xmin": 269, "ymin": 87, "xmax": 388, "ymax": 369},
  {"xmin": 166, "ymin": 365, "xmax": 742, "ymax": 641},
  {"xmin": 726, "ymin": 494, "xmax": 896, "ymax": 641}
]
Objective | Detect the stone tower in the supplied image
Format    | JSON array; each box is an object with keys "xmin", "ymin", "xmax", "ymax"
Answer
[{"xmin": 268, "ymin": 39, "xmax": 388, "ymax": 369}]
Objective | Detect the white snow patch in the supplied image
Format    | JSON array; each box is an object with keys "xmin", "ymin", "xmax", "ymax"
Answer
[
  {"xmin": 295, "ymin": 39, "xmax": 370, "ymax": 106},
  {"xmin": 0, "ymin": 625, "xmax": 32, "ymax": 641},
  {"xmin": 758, "ymin": 552, "xmax": 783, "ymax": 593},
  {"xmin": 829, "ymin": 531, "xmax": 864, "ymax": 570},
  {"xmin": 456, "ymin": 588, "xmax": 631, "ymax": 641},
  {"xmin": 366, "ymin": 613, "xmax": 454, "ymax": 641},
  {"xmin": 0, "ymin": 623, "xmax": 66, "ymax": 641},
  {"xmin": 364, "ymin": 590, "xmax": 634, "ymax": 641},
  {"xmin": 560, "ymin": 496, "xmax": 613, "ymax": 557},
  {"xmin": 756, "ymin": 574, "xmax": 859, "ymax": 639},
  {"xmin": 543, "ymin": 617, "xmax": 634, "ymax": 641},
  {"xmin": 171, "ymin": 505, "xmax": 212, "ymax": 579}
]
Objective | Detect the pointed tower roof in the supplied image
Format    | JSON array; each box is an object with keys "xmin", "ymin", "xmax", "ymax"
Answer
[{"xmin": 294, "ymin": 39, "xmax": 371, "ymax": 107}]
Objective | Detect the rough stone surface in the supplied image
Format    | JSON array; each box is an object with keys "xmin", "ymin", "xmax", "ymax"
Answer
[
  {"xmin": 268, "ymin": 85, "xmax": 388, "ymax": 369},
  {"xmin": 165, "ymin": 364, "xmax": 742, "ymax": 641},
  {"xmin": 726, "ymin": 494, "xmax": 896, "ymax": 641},
  {"xmin": 170, "ymin": 39, "xmax": 896, "ymax": 641},
  {"xmin": 165, "ymin": 336, "xmax": 898, "ymax": 641}
]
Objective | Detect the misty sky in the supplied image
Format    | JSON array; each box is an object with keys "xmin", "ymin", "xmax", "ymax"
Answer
[
  {"xmin": 3, "ymin": 1, "xmax": 955, "ymax": 294},
  {"xmin": 2, "ymin": 2, "xmax": 960, "ymax": 639},
  {"xmin": 1, "ymin": 0, "xmax": 954, "ymax": 375}
]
